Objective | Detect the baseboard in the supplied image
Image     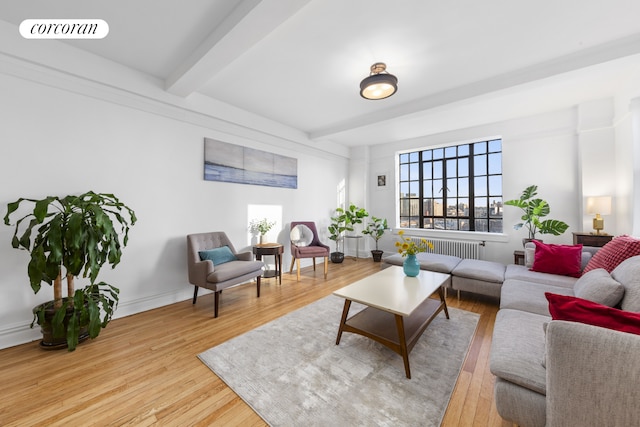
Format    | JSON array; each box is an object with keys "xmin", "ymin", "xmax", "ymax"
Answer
[{"xmin": 0, "ymin": 288, "xmax": 197, "ymax": 350}]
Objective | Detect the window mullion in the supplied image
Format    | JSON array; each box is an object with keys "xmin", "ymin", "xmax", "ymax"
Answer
[{"xmin": 468, "ymin": 144, "xmax": 475, "ymax": 231}]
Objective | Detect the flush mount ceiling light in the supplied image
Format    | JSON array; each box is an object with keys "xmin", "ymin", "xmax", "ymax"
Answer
[{"xmin": 359, "ymin": 62, "xmax": 398, "ymax": 100}]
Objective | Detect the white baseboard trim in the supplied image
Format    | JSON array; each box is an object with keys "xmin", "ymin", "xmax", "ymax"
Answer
[{"xmin": 0, "ymin": 287, "xmax": 200, "ymax": 350}]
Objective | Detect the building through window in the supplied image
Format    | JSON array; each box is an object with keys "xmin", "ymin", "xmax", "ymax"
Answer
[{"xmin": 399, "ymin": 138, "xmax": 503, "ymax": 233}]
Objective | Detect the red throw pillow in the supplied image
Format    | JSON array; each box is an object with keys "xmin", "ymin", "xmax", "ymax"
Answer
[
  {"xmin": 545, "ymin": 292, "xmax": 640, "ymax": 335},
  {"xmin": 530, "ymin": 240, "xmax": 582, "ymax": 277},
  {"xmin": 583, "ymin": 235, "xmax": 640, "ymax": 274}
]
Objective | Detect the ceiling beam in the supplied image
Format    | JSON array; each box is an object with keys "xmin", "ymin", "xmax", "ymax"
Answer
[{"xmin": 165, "ymin": 0, "xmax": 311, "ymax": 97}]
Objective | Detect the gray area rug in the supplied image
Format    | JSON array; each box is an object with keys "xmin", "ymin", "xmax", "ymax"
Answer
[{"xmin": 198, "ymin": 295, "xmax": 479, "ymax": 426}]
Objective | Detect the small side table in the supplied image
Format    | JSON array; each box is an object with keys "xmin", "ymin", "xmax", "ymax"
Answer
[
  {"xmin": 572, "ymin": 232, "xmax": 613, "ymax": 247},
  {"xmin": 344, "ymin": 235, "xmax": 363, "ymax": 260},
  {"xmin": 253, "ymin": 244, "xmax": 283, "ymax": 284},
  {"xmin": 514, "ymin": 250, "xmax": 525, "ymax": 265}
]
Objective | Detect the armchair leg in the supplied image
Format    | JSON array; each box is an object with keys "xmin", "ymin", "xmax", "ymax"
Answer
[
  {"xmin": 214, "ymin": 291, "xmax": 220, "ymax": 318},
  {"xmin": 296, "ymin": 259, "xmax": 301, "ymax": 281},
  {"xmin": 289, "ymin": 257, "xmax": 295, "ymax": 274},
  {"xmin": 192, "ymin": 286, "xmax": 199, "ymax": 304},
  {"xmin": 313, "ymin": 257, "xmax": 316, "ymax": 271},
  {"xmin": 257, "ymin": 276, "xmax": 261, "ymax": 297},
  {"xmin": 324, "ymin": 256, "xmax": 328, "ymax": 279}
]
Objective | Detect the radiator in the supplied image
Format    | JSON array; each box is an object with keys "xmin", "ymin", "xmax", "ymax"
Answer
[{"xmin": 408, "ymin": 237, "xmax": 484, "ymax": 259}]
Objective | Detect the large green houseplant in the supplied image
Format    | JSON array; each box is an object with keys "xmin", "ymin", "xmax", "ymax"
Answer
[
  {"xmin": 504, "ymin": 185, "xmax": 569, "ymax": 244},
  {"xmin": 4, "ymin": 191, "xmax": 137, "ymax": 351},
  {"xmin": 362, "ymin": 216, "xmax": 388, "ymax": 262}
]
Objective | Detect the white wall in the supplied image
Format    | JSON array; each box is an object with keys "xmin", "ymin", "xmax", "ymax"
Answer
[
  {"xmin": 365, "ymin": 100, "xmax": 640, "ymax": 264},
  {"xmin": 0, "ymin": 67, "xmax": 348, "ymax": 349}
]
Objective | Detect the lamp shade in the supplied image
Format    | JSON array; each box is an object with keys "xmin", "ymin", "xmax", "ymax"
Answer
[
  {"xmin": 586, "ymin": 196, "xmax": 612, "ymax": 215},
  {"xmin": 360, "ymin": 63, "xmax": 398, "ymax": 100}
]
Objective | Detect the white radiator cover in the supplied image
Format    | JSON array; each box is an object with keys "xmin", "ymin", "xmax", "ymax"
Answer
[{"xmin": 407, "ymin": 237, "xmax": 484, "ymax": 259}]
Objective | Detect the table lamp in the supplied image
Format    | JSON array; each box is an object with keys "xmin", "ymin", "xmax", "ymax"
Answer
[{"xmin": 586, "ymin": 196, "xmax": 611, "ymax": 235}]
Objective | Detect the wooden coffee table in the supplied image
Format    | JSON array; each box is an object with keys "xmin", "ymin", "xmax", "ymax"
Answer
[{"xmin": 333, "ymin": 266, "xmax": 450, "ymax": 379}]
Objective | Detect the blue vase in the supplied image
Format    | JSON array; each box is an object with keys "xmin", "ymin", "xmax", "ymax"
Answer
[{"xmin": 403, "ymin": 254, "xmax": 420, "ymax": 277}]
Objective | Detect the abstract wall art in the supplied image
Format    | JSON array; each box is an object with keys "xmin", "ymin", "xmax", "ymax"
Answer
[{"xmin": 204, "ymin": 138, "xmax": 297, "ymax": 189}]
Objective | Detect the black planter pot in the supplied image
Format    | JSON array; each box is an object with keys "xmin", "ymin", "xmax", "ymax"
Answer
[
  {"xmin": 522, "ymin": 238, "xmax": 541, "ymax": 248},
  {"xmin": 371, "ymin": 250, "xmax": 384, "ymax": 262},
  {"xmin": 330, "ymin": 252, "xmax": 345, "ymax": 263},
  {"xmin": 33, "ymin": 299, "xmax": 90, "ymax": 350}
]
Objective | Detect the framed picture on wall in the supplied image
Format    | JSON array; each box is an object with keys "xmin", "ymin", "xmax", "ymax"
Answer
[
  {"xmin": 203, "ymin": 138, "xmax": 298, "ymax": 189},
  {"xmin": 376, "ymin": 172, "xmax": 390, "ymax": 191}
]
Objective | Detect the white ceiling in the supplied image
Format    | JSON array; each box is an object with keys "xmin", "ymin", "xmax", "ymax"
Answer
[{"xmin": 3, "ymin": 0, "xmax": 640, "ymax": 147}]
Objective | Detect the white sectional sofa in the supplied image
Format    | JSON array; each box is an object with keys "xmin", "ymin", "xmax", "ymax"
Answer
[{"xmin": 490, "ymin": 248, "xmax": 640, "ymax": 426}]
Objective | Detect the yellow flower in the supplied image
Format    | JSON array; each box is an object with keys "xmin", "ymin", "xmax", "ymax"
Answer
[{"xmin": 395, "ymin": 232, "xmax": 434, "ymax": 257}]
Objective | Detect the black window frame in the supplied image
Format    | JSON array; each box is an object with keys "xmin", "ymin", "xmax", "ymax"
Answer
[{"xmin": 398, "ymin": 138, "xmax": 503, "ymax": 233}]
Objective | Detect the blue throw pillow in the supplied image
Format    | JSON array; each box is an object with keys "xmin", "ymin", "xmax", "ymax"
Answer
[{"xmin": 199, "ymin": 246, "xmax": 237, "ymax": 265}]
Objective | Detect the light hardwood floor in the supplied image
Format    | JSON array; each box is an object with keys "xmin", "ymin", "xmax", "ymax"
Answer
[{"xmin": 0, "ymin": 260, "xmax": 513, "ymax": 426}]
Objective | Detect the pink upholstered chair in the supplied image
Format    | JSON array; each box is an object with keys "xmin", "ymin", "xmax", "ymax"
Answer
[{"xmin": 289, "ymin": 221, "xmax": 330, "ymax": 281}]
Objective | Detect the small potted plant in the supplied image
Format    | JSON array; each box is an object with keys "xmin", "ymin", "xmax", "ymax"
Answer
[
  {"xmin": 328, "ymin": 209, "xmax": 348, "ymax": 263},
  {"xmin": 4, "ymin": 191, "xmax": 136, "ymax": 351},
  {"xmin": 249, "ymin": 218, "xmax": 276, "ymax": 244},
  {"xmin": 362, "ymin": 216, "xmax": 388, "ymax": 262},
  {"xmin": 504, "ymin": 185, "xmax": 569, "ymax": 246}
]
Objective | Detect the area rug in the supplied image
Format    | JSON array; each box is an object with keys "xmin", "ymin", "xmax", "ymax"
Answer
[{"xmin": 198, "ymin": 295, "xmax": 479, "ymax": 426}]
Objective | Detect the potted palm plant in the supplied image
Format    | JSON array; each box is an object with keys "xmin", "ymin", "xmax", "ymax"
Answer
[
  {"xmin": 504, "ymin": 185, "xmax": 569, "ymax": 245},
  {"xmin": 362, "ymin": 216, "xmax": 388, "ymax": 262},
  {"xmin": 4, "ymin": 191, "xmax": 137, "ymax": 351}
]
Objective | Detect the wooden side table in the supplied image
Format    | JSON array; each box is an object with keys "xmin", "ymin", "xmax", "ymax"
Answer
[
  {"xmin": 572, "ymin": 232, "xmax": 613, "ymax": 247},
  {"xmin": 252, "ymin": 244, "xmax": 283, "ymax": 284}
]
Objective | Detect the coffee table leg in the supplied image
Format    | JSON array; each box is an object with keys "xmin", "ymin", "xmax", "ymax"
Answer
[
  {"xmin": 335, "ymin": 299, "xmax": 352, "ymax": 345},
  {"xmin": 438, "ymin": 287, "xmax": 450, "ymax": 319},
  {"xmin": 394, "ymin": 314, "xmax": 411, "ymax": 379}
]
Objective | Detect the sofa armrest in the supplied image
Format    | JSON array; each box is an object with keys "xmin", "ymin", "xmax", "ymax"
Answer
[
  {"xmin": 546, "ymin": 321, "xmax": 640, "ymax": 427},
  {"xmin": 188, "ymin": 259, "xmax": 214, "ymax": 287},
  {"xmin": 236, "ymin": 251, "xmax": 253, "ymax": 261}
]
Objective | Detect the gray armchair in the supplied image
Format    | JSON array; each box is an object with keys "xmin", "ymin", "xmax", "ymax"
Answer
[{"xmin": 187, "ymin": 232, "xmax": 264, "ymax": 317}]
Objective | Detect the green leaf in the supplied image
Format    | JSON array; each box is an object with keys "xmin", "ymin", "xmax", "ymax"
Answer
[
  {"xmin": 521, "ymin": 185, "xmax": 538, "ymax": 200},
  {"xmin": 538, "ymin": 219, "xmax": 570, "ymax": 236},
  {"xmin": 33, "ymin": 197, "xmax": 56, "ymax": 222},
  {"xmin": 51, "ymin": 302, "xmax": 68, "ymax": 339},
  {"xmin": 4, "ymin": 199, "xmax": 24, "ymax": 225},
  {"xmin": 66, "ymin": 312, "xmax": 79, "ymax": 352}
]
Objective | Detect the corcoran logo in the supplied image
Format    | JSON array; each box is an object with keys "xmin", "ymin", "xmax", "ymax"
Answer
[{"xmin": 19, "ymin": 19, "xmax": 109, "ymax": 39}]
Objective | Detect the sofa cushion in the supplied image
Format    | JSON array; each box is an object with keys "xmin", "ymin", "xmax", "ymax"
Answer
[
  {"xmin": 383, "ymin": 252, "xmax": 462, "ymax": 274},
  {"xmin": 500, "ymin": 279, "xmax": 573, "ymax": 316},
  {"xmin": 199, "ymin": 246, "xmax": 237, "ymax": 265},
  {"xmin": 451, "ymin": 258, "xmax": 505, "ymax": 283},
  {"xmin": 546, "ymin": 293, "xmax": 640, "ymax": 335},
  {"xmin": 583, "ymin": 235, "xmax": 640, "ymax": 274},
  {"xmin": 207, "ymin": 260, "xmax": 264, "ymax": 283},
  {"xmin": 573, "ymin": 268, "xmax": 624, "ymax": 307},
  {"xmin": 504, "ymin": 264, "xmax": 578, "ymax": 289},
  {"xmin": 490, "ymin": 308, "xmax": 548, "ymax": 395},
  {"xmin": 530, "ymin": 241, "xmax": 583, "ymax": 277},
  {"xmin": 611, "ymin": 255, "xmax": 640, "ymax": 312}
]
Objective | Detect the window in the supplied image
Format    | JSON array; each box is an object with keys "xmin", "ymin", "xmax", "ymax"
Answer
[{"xmin": 399, "ymin": 138, "xmax": 503, "ymax": 233}]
